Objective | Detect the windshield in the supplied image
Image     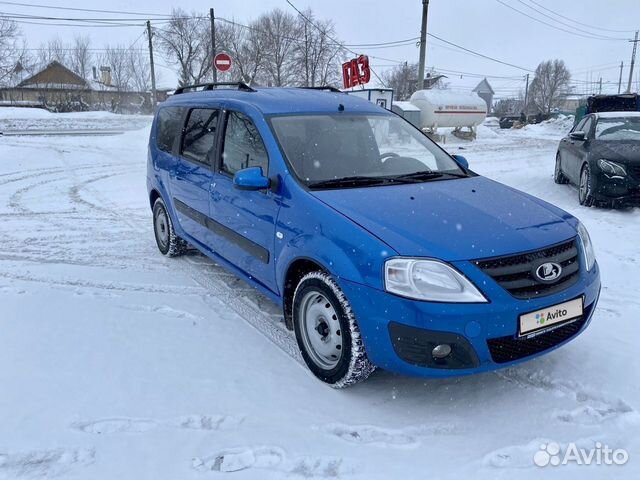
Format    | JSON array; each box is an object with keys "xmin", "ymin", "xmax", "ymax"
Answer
[
  {"xmin": 595, "ymin": 117, "xmax": 640, "ymax": 141},
  {"xmin": 270, "ymin": 114, "xmax": 466, "ymax": 188}
]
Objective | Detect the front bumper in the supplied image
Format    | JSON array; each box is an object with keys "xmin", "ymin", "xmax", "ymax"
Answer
[
  {"xmin": 592, "ymin": 169, "xmax": 640, "ymax": 203},
  {"xmin": 339, "ymin": 260, "xmax": 601, "ymax": 378}
]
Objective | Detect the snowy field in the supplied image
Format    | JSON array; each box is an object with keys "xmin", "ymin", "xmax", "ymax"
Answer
[{"xmin": 0, "ymin": 111, "xmax": 638, "ymax": 479}]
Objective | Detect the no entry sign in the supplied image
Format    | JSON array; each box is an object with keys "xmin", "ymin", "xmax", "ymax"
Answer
[{"xmin": 214, "ymin": 53, "xmax": 232, "ymax": 72}]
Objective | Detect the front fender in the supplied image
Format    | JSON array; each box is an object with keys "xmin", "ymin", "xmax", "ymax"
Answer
[{"xmin": 275, "ymin": 176, "xmax": 397, "ymax": 292}]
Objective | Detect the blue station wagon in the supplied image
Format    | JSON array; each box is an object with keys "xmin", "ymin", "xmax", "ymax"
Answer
[{"xmin": 147, "ymin": 83, "xmax": 601, "ymax": 388}]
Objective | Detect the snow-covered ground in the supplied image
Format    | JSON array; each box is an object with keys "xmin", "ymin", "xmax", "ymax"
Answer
[{"xmin": 0, "ymin": 111, "xmax": 638, "ymax": 479}]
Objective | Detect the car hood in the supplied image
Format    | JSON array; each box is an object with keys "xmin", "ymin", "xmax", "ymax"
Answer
[
  {"xmin": 590, "ymin": 140, "xmax": 640, "ymax": 164},
  {"xmin": 311, "ymin": 176, "xmax": 577, "ymax": 261}
]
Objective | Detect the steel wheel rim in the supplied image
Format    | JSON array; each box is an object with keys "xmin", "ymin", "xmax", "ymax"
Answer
[
  {"xmin": 299, "ymin": 291, "xmax": 343, "ymax": 370},
  {"xmin": 579, "ymin": 168, "xmax": 589, "ymax": 202},
  {"xmin": 155, "ymin": 208, "xmax": 169, "ymax": 249}
]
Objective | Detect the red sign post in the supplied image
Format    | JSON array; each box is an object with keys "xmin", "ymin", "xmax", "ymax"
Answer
[
  {"xmin": 342, "ymin": 55, "xmax": 371, "ymax": 89},
  {"xmin": 214, "ymin": 53, "xmax": 232, "ymax": 73}
]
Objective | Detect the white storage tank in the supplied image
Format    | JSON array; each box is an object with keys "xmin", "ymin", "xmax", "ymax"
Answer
[{"xmin": 410, "ymin": 90, "xmax": 487, "ymax": 131}]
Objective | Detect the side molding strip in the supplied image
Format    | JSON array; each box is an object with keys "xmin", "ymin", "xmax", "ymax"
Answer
[{"xmin": 174, "ymin": 198, "xmax": 270, "ymax": 264}]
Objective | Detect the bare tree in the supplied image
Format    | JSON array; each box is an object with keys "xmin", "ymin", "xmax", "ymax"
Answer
[
  {"xmin": 0, "ymin": 18, "xmax": 20, "ymax": 84},
  {"xmin": 127, "ymin": 48, "xmax": 150, "ymax": 92},
  {"xmin": 217, "ymin": 20, "xmax": 265, "ymax": 85},
  {"xmin": 69, "ymin": 35, "xmax": 92, "ymax": 79},
  {"xmin": 100, "ymin": 45, "xmax": 131, "ymax": 91},
  {"xmin": 255, "ymin": 9, "xmax": 300, "ymax": 86},
  {"xmin": 382, "ymin": 62, "xmax": 418, "ymax": 100},
  {"xmin": 529, "ymin": 59, "xmax": 571, "ymax": 114},
  {"xmin": 293, "ymin": 10, "xmax": 343, "ymax": 87},
  {"xmin": 493, "ymin": 97, "xmax": 524, "ymax": 117},
  {"xmin": 156, "ymin": 9, "xmax": 211, "ymax": 87},
  {"xmin": 37, "ymin": 37, "xmax": 69, "ymax": 69}
]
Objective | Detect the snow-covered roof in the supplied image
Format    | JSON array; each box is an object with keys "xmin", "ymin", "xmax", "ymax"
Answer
[
  {"xmin": 473, "ymin": 78, "xmax": 495, "ymax": 95},
  {"xmin": 594, "ymin": 111, "xmax": 640, "ymax": 119}
]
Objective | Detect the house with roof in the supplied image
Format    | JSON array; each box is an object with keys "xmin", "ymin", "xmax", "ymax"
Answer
[
  {"xmin": 0, "ymin": 60, "xmax": 152, "ymax": 112},
  {"xmin": 473, "ymin": 78, "xmax": 495, "ymax": 114}
]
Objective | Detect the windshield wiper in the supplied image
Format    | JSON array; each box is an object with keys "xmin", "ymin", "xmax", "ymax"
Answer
[
  {"xmin": 390, "ymin": 170, "xmax": 443, "ymax": 181},
  {"xmin": 308, "ymin": 175, "xmax": 389, "ymax": 189},
  {"xmin": 308, "ymin": 170, "xmax": 467, "ymax": 190}
]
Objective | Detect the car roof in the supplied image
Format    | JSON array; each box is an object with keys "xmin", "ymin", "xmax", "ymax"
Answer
[
  {"xmin": 162, "ymin": 87, "xmax": 388, "ymax": 115},
  {"xmin": 593, "ymin": 111, "xmax": 640, "ymax": 119}
]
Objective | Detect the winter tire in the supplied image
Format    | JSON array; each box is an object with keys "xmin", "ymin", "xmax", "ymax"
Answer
[
  {"xmin": 153, "ymin": 198, "xmax": 187, "ymax": 256},
  {"xmin": 578, "ymin": 164, "xmax": 595, "ymax": 207},
  {"xmin": 554, "ymin": 153, "xmax": 568, "ymax": 184},
  {"xmin": 292, "ymin": 271, "xmax": 375, "ymax": 388}
]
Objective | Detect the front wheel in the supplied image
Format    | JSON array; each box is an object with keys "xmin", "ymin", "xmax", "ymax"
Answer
[
  {"xmin": 292, "ymin": 272, "xmax": 375, "ymax": 388},
  {"xmin": 578, "ymin": 164, "xmax": 595, "ymax": 207}
]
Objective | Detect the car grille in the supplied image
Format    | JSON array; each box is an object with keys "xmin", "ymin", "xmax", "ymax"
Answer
[
  {"xmin": 474, "ymin": 239, "xmax": 580, "ymax": 299},
  {"xmin": 487, "ymin": 301, "xmax": 593, "ymax": 364}
]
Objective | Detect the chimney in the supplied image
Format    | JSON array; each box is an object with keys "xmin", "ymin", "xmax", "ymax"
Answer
[{"xmin": 100, "ymin": 66, "xmax": 112, "ymax": 86}]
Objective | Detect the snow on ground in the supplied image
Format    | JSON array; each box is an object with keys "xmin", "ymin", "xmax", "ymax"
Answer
[
  {"xmin": 0, "ymin": 111, "xmax": 638, "ymax": 479},
  {"xmin": 0, "ymin": 108, "xmax": 151, "ymax": 133}
]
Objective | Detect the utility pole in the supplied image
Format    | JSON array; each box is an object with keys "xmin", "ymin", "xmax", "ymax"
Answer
[
  {"xmin": 210, "ymin": 8, "xmax": 217, "ymax": 83},
  {"xmin": 523, "ymin": 73, "xmax": 530, "ymax": 113},
  {"xmin": 599, "ymin": 77, "xmax": 602, "ymax": 95},
  {"xmin": 417, "ymin": 0, "xmax": 430, "ymax": 90},
  {"xmin": 146, "ymin": 20, "xmax": 157, "ymax": 110},
  {"xmin": 618, "ymin": 61, "xmax": 624, "ymax": 94},
  {"xmin": 627, "ymin": 30, "xmax": 639, "ymax": 93}
]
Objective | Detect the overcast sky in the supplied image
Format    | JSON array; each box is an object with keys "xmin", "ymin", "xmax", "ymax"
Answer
[{"xmin": 7, "ymin": 0, "xmax": 640, "ymax": 96}]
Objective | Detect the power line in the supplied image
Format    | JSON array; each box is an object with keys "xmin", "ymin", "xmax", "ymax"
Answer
[
  {"xmin": 0, "ymin": 1, "xmax": 170, "ymax": 17},
  {"xmin": 345, "ymin": 37, "xmax": 420, "ymax": 48},
  {"xmin": 0, "ymin": 11, "xmax": 154, "ymax": 27},
  {"xmin": 5, "ymin": 18, "xmax": 146, "ymax": 27},
  {"xmin": 514, "ymin": 0, "xmax": 626, "ymax": 41},
  {"xmin": 527, "ymin": 0, "xmax": 636, "ymax": 34},
  {"xmin": 426, "ymin": 32, "xmax": 533, "ymax": 71},
  {"xmin": 285, "ymin": 0, "xmax": 389, "ymax": 87},
  {"xmin": 496, "ymin": 0, "xmax": 629, "ymax": 41}
]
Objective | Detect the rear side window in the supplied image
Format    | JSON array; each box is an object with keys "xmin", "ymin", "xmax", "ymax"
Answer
[
  {"xmin": 221, "ymin": 112, "xmax": 269, "ymax": 176},
  {"xmin": 181, "ymin": 108, "xmax": 220, "ymax": 165},
  {"xmin": 156, "ymin": 107, "xmax": 183, "ymax": 153}
]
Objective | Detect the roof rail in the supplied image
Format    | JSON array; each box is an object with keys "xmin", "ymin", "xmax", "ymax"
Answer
[
  {"xmin": 297, "ymin": 86, "xmax": 344, "ymax": 93},
  {"xmin": 174, "ymin": 82, "xmax": 256, "ymax": 95}
]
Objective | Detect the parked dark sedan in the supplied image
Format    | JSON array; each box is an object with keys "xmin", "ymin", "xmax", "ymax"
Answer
[{"xmin": 555, "ymin": 112, "xmax": 640, "ymax": 207}]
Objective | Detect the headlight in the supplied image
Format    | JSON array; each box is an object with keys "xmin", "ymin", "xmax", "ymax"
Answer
[
  {"xmin": 598, "ymin": 159, "xmax": 627, "ymax": 178},
  {"xmin": 576, "ymin": 222, "xmax": 596, "ymax": 271},
  {"xmin": 384, "ymin": 258, "xmax": 487, "ymax": 302}
]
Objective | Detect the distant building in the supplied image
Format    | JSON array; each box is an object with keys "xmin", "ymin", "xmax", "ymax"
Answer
[
  {"xmin": 0, "ymin": 61, "xmax": 152, "ymax": 113},
  {"xmin": 473, "ymin": 78, "xmax": 495, "ymax": 114},
  {"xmin": 557, "ymin": 93, "xmax": 587, "ymax": 114}
]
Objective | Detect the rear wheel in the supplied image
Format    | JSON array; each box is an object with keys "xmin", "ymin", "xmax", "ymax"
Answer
[
  {"xmin": 292, "ymin": 272, "xmax": 375, "ymax": 388},
  {"xmin": 578, "ymin": 164, "xmax": 595, "ymax": 207},
  {"xmin": 554, "ymin": 153, "xmax": 568, "ymax": 184},
  {"xmin": 153, "ymin": 198, "xmax": 187, "ymax": 256}
]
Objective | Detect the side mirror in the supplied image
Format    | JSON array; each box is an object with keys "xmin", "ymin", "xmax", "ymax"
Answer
[
  {"xmin": 452, "ymin": 154, "xmax": 469, "ymax": 169},
  {"xmin": 570, "ymin": 131, "xmax": 586, "ymax": 141},
  {"xmin": 233, "ymin": 166, "xmax": 270, "ymax": 191}
]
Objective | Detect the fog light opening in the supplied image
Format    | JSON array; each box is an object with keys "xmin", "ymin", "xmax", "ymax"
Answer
[{"xmin": 432, "ymin": 344, "xmax": 452, "ymax": 359}]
